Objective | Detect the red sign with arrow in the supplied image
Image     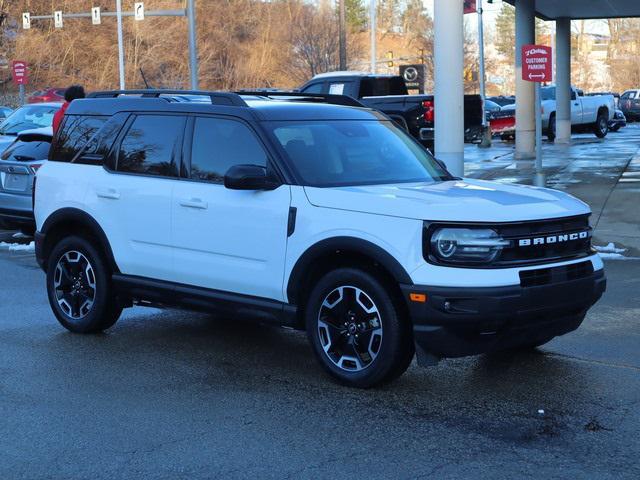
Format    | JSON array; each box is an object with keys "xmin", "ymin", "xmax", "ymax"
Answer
[
  {"xmin": 11, "ymin": 60, "xmax": 29, "ymax": 86},
  {"xmin": 522, "ymin": 45, "xmax": 552, "ymax": 83}
]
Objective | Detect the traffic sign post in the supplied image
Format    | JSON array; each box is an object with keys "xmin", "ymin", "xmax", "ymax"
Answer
[
  {"xmin": 522, "ymin": 44, "xmax": 552, "ymax": 187},
  {"xmin": 19, "ymin": 1, "xmax": 198, "ymax": 90}
]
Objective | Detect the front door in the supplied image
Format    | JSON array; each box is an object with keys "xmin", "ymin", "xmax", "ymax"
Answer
[{"xmin": 171, "ymin": 116, "xmax": 291, "ymax": 301}]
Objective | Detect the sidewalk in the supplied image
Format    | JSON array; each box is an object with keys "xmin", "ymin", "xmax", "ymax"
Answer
[{"xmin": 464, "ymin": 125, "xmax": 640, "ymax": 256}]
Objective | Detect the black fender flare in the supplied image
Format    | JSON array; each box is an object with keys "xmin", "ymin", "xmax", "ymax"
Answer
[
  {"xmin": 40, "ymin": 208, "xmax": 119, "ymax": 272},
  {"xmin": 286, "ymin": 236, "xmax": 412, "ymax": 303}
]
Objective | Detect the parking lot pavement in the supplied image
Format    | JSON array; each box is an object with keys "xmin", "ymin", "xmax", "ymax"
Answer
[
  {"xmin": 465, "ymin": 124, "xmax": 640, "ymax": 255},
  {"xmin": 0, "ymin": 247, "xmax": 638, "ymax": 479}
]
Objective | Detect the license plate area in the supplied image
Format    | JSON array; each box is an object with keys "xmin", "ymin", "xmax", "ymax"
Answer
[{"xmin": 2, "ymin": 172, "xmax": 30, "ymax": 192}]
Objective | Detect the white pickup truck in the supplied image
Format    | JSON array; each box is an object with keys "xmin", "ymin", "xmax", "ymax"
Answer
[{"xmin": 503, "ymin": 86, "xmax": 615, "ymax": 141}]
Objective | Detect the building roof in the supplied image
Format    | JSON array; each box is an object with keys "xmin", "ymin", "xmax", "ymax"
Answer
[{"xmin": 504, "ymin": 0, "xmax": 640, "ymax": 20}]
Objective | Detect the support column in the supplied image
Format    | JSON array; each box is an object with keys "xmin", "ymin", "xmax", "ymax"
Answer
[
  {"xmin": 434, "ymin": 0, "xmax": 464, "ymax": 176},
  {"xmin": 555, "ymin": 17, "xmax": 572, "ymax": 144},
  {"xmin": 515, "ymin": 0, "xmax": 536, "ymax": 159}
]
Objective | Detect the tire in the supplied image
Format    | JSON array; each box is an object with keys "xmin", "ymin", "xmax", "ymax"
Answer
[
  {"xmin": 46, "ymin": 235, "xmax": 122, "ymax": 333},
  {"xmin": 305, "ymin": 268, "xmax": 413, "ymax": 388},
  {"xmin": 547, "ymin": 114, "xmax": 556, "ymax": 142},
  {"xmin": 594, "ymin": 111, "xmax": 609, "ymax": 138},
  {"xmin": 610, "ymin": 124, "xmax": 621, "ymax": 132}
]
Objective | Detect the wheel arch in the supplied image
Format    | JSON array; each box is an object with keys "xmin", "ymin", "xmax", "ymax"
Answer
[
  {"xmin": 286, "ymin": 236, "xmax": 412, "ymax": 307},
  {"xmin": 40, "ymin": 208, "xmax": 119, "ymax": 273}
]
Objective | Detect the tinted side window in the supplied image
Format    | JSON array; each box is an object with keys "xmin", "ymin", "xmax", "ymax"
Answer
[
  {"xmin": 190, "ymin": 117, "xmax": 267, "ymax": 183},
  {"xmin": 51, "ymin": 115, "xmax": 107, "ymax": 162},
  {"xmin": 117, "ymin": 115, "xmax": 184, "ymax": 177},
  {"xmin": 1, "ymin": 139, "xmax": 51, "ymax": 161},
  {"xmin": 302, "ymin": 82, "xmax": 324, "ymax": 94}
]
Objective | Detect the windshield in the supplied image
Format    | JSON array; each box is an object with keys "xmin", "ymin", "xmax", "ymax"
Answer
[
  {"xmin": 0, "ymin": 105, "xmax": 58, "ymax": 136},
  {"xmin": 541, "ymin": 87, "xmax": 556, "ymax": 101},
  {"xmin": 266, "ymin": 120, "xmax": 450, "ymax": 187}
]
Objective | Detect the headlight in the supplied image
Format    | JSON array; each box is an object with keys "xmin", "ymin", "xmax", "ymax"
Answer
[{"xmin": 429, "ymin": 228, "xmax": 511, "ymax": 264}]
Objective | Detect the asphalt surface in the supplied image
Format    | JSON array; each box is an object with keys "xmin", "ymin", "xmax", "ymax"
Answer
[{"xmin": 0, "ymin": 234, "xmax": 638, "ymax": 479}]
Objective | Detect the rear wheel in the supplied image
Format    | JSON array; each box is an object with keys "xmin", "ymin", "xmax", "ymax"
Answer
[
  {"xmin": 46, "ymin": 235, "xmax": 122, "ymax": 333},
  {"xmin": 594, "ymin": 111, "xmax": 609, "ymax": 138},
  {"xmin": 305, "ymin": 268, "xmax": 413, "ymax": 388}
]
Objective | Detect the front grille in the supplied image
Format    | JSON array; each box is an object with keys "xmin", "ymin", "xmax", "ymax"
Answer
[
  {"xmin": 424, "ymin": 214, "xmax": 593, "ymax": 268},
  {"xmin": 519, "ymin": 260, "xmax": 594, "ymax": 287},
  {"xmin": 495, "ymin": 215, "xmax": 592, "ymax": 266}
]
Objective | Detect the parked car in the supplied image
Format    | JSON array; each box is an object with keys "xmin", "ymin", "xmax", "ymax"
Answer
[
  {"xmin": 487, "ymin": 95, "xmax": 515, "ymax": 107},
  {"xmin": 502, "ymin": 86, "xmax": 615, "ymax": 141},
  {"xmin": 298, "ymin": 72, "xmax": 485, "ymax": 152},
  {"xmin": 28, "ymin": 87, "xmax": 66, "ymax": 104},
  {"xmin": 0, "ymin": 127, "xmax": 52, "ymax": 234},
  {"xmin": 619, "ymin": 89, "xmax": 640, "ymax": 121},
  {"xmin": 0, "ymin": 103, "xmax": 59, "ymax": 153},
  {"xmin": 0, "ymin": 106, "xmax": 13, "ymax": 120},
  {"xmin": 609, "ymin": 109, "xmax": 627, "ymax": 132},
  {"xmin": 33, "ymin": 89, "xmax": 605, "ymax": 388}
]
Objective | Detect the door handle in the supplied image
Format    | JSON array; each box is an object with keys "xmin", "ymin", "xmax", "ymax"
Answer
[
  {"xmin": 179, "ymin": 197, "xmax": 208, "ymax": 209},
  {"xmin": 96, "ymin": 188, "xmax": 120, "ymax": 200}
]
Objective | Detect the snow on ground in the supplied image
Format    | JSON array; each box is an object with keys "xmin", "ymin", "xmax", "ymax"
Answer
[
  {"xmin": 0, "ymin": 241, "xmax": 35, "ymax": 252},
  {"xmin": 594, "ymin": 243, "xmax": 639, "ymax": 260}
]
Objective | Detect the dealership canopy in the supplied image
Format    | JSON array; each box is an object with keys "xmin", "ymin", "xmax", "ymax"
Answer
[{"xmin": 433, "ymin": 0, "xmax": 640, "ymax": 176}]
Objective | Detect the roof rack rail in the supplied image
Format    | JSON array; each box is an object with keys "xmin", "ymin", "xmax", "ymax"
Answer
[
  {"xmin": 236, "ymin": 90, "xmax": 364, "ymax": 108},
  {"xmin": 88, "ymin": 89, "xmax": 248, "ymax": 107}
]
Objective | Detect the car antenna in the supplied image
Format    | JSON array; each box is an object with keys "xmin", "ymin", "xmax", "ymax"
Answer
[{"xmin": 139, "ymin": 68, "xmax": 152, "ymax": 89}]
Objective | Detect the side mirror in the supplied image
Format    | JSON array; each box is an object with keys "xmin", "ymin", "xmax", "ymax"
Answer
[{"xmin": 224, "ymin": 164, "xmax": 279, "ymax": 191}]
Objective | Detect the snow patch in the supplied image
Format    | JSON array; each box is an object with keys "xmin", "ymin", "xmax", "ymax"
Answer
[
  {"xmin": 11, "ymin": 232, "xmax": 31, "ymax": 239},
  {"xmin": 594, "ymin": 243, "xmax": 626, "ymax": 254},
  {"xmin": 594, "ymin": 243, "xmax": 639, "ymax": 260},
  {"xmin": 0, "ymin": 241, "xmax": 35, "ymax": 252}
]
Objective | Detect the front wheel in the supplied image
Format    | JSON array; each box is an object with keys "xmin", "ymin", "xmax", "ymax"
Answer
[
  {"xmin": 46, "ymin": 235, "xmax": 122, "ymax": 333},
  {"xmin": 594, "ymin": 112, "xmax": 609, "ymax": 138},
  {"xmin": 305, "ymin": 268, "xmax": 413, "ymax": 388}
]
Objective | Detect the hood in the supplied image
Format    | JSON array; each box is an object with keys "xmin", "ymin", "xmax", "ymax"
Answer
[{"xmin": 303, "ymin": 179, "xmax": 590, "ymax": 222}]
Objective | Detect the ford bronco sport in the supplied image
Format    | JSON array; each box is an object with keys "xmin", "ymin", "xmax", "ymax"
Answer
[{"xmin": 34, "ymin": 90, "xmax": 606, "ymax": 388}]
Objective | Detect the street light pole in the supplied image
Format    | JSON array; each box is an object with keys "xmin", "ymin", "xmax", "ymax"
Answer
[
  {"xmin": 187, "ymin": 0, "xmax": 198, "ymax": 89},
  {"xmin": 116, "ymin": 0, "xmax": 125, "ymax": 89},
  {"xmin": 370, "ymin": 0, "xmax": 376, "ymax": 73}
]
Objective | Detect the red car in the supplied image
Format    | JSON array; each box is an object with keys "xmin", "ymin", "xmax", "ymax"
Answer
[{"xmin": 27, "ymin": 87, "xmax": 65, "ymax": 104}]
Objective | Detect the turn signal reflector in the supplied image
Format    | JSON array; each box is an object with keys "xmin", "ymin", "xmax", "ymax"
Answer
[{"xmin": 409, "ymin": 293, "xmax": 427, "ymax": 303}]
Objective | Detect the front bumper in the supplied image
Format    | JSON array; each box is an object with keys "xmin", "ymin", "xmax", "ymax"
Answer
[{"xmin": 400, "ymin": 265, "xmax": 606, "ymax": 362}]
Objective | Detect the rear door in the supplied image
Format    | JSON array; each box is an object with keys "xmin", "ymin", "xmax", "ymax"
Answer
[
  {"xmin": 86, "ymin": 113, "xmax": 186, "ymax": 281},
  {"xmin": 171, "ymin": 115, "xmax": 291, "ymax": 301}
]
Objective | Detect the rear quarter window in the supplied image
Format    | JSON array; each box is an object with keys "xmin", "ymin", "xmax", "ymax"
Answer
[{"xmin": 50, "ymin": 115, "xmax": 108, "ymax": 163}]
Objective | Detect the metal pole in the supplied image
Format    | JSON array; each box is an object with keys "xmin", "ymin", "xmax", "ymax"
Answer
[
  {"xmin": 339, "ymin": 0, "xmax": 347, "ymax": 70},
  {"xmin": 187, "ymin": 0, "xmax": 198, "ymax": 90},
  {"xmin": 477, "ymin": 0, "xmax": 491, "ymax": 148},
  {"xmin": 534, "ymin": 81, "xmax": 545, "ymax": 187},
  {"xmin": 116, "ymin": 0, "xmax": 125, "ymax": 89},
  {"xmin": 370, "ymin": 0, "xmax": 376, "ymax": 73},
  {"xmin": 19, "ymin": 84, "xmax": 25, "ymax": 105}
]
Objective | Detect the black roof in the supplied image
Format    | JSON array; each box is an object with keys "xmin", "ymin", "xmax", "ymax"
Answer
[{"xmin": 66, "ymin": 89, "xmax": 383, "ymax": 122}]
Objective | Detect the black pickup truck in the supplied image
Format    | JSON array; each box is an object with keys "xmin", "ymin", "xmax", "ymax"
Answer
[{"xmin": 299, "ymin": 72, "xmax": 485, "ymax": 152}]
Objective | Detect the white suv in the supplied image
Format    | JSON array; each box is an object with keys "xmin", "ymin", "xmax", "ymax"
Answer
[{"xmin": 34, "ymin": 90, "xmax": 606, "ymax": 388}]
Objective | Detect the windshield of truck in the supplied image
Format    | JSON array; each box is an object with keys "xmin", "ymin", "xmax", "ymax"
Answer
[
  {"xmin": 266, "ymin": 120, "xmax": 450, "ymax": 187},
  {"xmin": 0, "ymin": 105, "xmax": 58, "ymax": 136},
  {"xmin": 541, "ymin": 87, "xmax": 556, "ymax": 100}
]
